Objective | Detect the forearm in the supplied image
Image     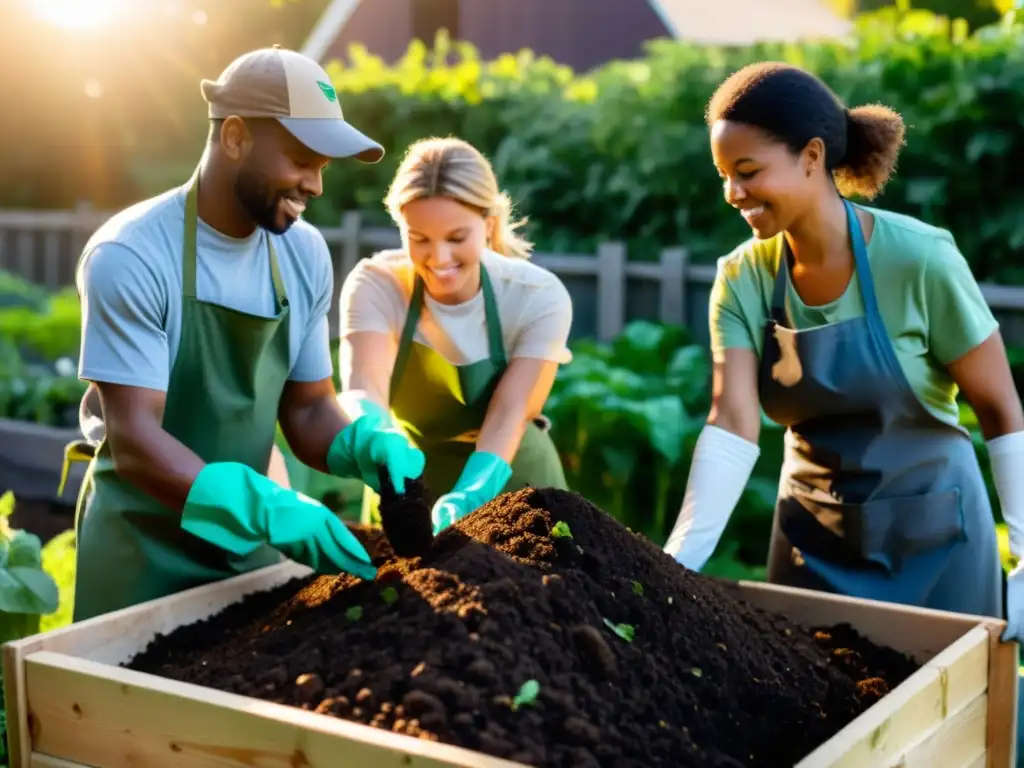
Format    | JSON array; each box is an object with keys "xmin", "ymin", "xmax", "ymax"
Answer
[
  {"xmin": 280, "ymin": 394, "xmax": 350, "ymax": 474},
  {"xmin": 107, "ymin": 420, "xmax": 206, "ymax": 512},
  {"xmin": 972, "ymin": 399, "xmax": 1024, "ymax": 441},
  {"xmin": 476, "ymin": 400, "xmax": 530, "ymax": 463}
]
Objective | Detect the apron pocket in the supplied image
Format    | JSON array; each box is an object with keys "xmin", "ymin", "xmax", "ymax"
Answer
[{"xmin": 846, "ymin": 487, "xmax": 966, "ymax": 574}]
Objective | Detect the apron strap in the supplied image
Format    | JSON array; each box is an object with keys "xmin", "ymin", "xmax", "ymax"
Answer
[
  {"xmin": 182, "ymin": 172, "xmax": 288, "ymax": 311},
  {"xmin": 769, "ymin": 199, "xmax": 878, "ymax": 328},
  {"xmin": 391, "ymin": 277, "xmax": 425, "ymax": 395},
  {"xmin": 480, "ymin": 266, "xmax": 507, "ymax": 367},
  {"xmin": 843, "ymin": 198, "xmax": 880, "ymax": 321},
  {"xmin": 183, "ymin": 174, "xmax": 201, "ymax": 300},
  {"xmin": 770, "ymin": 241, "xmax": 790, "ymax": 327},
  {"xmin": 390, "ymin": 265, "xmax": 507, "ymax": 396}
]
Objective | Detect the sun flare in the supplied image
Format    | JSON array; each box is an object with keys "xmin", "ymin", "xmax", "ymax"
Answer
[{"xmin": 27, "ymin": 0, "xmax": 129, "ymax": 30}]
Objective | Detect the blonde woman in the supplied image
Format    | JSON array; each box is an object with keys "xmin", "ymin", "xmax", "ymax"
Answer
[{"xmin": 337, "ymin": 137, "xmax": 573, "ymax": 533}]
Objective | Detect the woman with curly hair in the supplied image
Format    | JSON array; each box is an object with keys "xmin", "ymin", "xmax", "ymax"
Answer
[{"xmin": 664, "ymin": 62, "xmax": 1024, "ymax": 638}]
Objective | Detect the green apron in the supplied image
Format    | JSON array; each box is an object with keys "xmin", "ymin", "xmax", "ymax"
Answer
[
  {"xmin": 361, "ymin": 267, "xmax": 567, "ymax": 525},
  {"xmin": 70, "ymin": 174, "xmax": 287, "ymax": 622}
]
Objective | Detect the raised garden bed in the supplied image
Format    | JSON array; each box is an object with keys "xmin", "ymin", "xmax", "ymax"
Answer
[
  {"xmin": 3, "ymin": 487, "xmax": 1020, "ymax": 768},
  {"xmin": 0, "ymin": 418, "xmax": 85, "ymax": 505}
]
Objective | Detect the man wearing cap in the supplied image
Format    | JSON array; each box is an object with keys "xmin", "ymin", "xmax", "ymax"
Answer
[{"xmin": 69, "ymin": 47, "xmax": 425, "ymax": 622}]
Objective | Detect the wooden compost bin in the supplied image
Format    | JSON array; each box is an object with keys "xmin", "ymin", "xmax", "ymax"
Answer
[{"xmin": 2, "ymin": 560, "xmax": 1019, "ymax": 768}]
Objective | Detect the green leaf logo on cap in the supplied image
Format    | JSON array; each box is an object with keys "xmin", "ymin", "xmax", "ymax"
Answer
[{"xmin": 316, "ymin": 80, "xmax": 338, "ymax": 103}]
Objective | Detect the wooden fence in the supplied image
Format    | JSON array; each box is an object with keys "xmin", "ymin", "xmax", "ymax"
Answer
[{"xmin": 4, "ymin": 206, "xmax": 1024, "ymax": 346}]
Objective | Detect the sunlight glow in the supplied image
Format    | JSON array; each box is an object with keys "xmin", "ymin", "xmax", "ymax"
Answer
[{"xmin": 28, "ymin": 0, "xmax": 129, "ymax": 30}]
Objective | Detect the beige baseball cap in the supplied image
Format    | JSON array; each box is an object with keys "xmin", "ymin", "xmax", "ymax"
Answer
[{"xmin": 201, "ymin": 46, "xmax": 384, "ymax": 163}]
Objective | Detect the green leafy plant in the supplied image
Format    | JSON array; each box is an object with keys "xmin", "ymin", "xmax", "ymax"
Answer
[
  {"xmin": 544, "ymin": 321, "xmax": 713, "ymax": 540},
  {"xmin": 269, "ymin": 13, "xmax": 1024, "ymax": 285},
  {"xmin": 551, "ymin": 521, "xmax": 573, "ymax": 538},
  {"xmin": 381, "ymin": 587, "xmax": 398, "ymax": 605},
  {"xmin": 511, "ymin": 679, "xmax": 540, "ymax": 711},
  {"xmin": 0, "ymin": 491, "xmax": 59, "ymax": 643},
  {"xmin": 602, "ymin": 618, "xmax": 636, "ymax": 643},
  {"xmin": 345, "ymin": 605, "xmax": 363, "ymax": 622}
]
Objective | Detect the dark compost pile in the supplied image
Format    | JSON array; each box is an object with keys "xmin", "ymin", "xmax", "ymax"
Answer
[{"xmin": 126, "ymin": 487, "xmax": 920, "ymax": 767}]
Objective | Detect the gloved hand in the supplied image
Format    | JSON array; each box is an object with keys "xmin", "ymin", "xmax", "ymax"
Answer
[
  {"xmin": 664, "ymin": 425, "xmax": 760, "ymax": 572},
  {"xmin": 181, "ymin": 462, "xmax": 377, "ymax": 580},
  {"xmin": 327, "ymin": 398, "xmax": 425, "ymax": 494},
  {"xmin": 1003, "ymin": 563, "xmax": 1024, "ymax": 643},
  {"xmin": 432, "ymin": 451, "xmax": 512, "ymax": 534}
]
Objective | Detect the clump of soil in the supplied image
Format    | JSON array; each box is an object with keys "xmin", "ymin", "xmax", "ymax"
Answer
[
  {"xmin": 376, "ymin": 467, "xmax": 434, "ymax": 558},
  {"xmin": 127, "ymin": 488, "xmax": 919, "ymax": 767}
]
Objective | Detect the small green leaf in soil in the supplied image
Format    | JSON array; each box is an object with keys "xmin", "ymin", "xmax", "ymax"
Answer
[
  {"xmin": 631, "ymin": 580, "xmax": 643, "ymax": 596},
  {"xmin": 381, "ymin": 587, "xmax": 398, "ymax": 605},
  {"xmin": 511, "ymin": 679, "xmax": 540, "ymax": 711},
  {"xmin": 345, "ymin": 605, "xmax": 363, "ymax": 622},
  {"xmin": 551, "ymin": 521, "xmax": 573, "ymax": 538},
  {"xmin": 603, "ymin": 618, "xmax": 635, "ymax": 643}
]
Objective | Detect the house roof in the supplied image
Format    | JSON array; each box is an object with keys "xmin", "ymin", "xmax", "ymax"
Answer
[
  {"xmin": 300, "ymin": 0, "xmax": 851, "ymax": 63},
  {"xmin": 653, "ymin": 0, "xmax": 852, "ymax": 45}
]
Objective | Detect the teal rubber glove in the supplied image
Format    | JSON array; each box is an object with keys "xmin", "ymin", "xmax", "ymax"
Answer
[
  {"xmin": 181, "ymin": 462, "xmax": 377, "ymax": 581},
  {"xmin": 1003, "ymin": 563, "xmax": 1024, "ymax": 642},
  {"xmin": 327, "ymin": 399, "xmax": 425, "ymax": 494},
  {"xmin": 432, "ymin": 451, "xmax": 512, "ymax": 535}
]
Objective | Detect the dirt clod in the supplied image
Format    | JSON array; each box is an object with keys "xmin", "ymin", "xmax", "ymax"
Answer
[
  {"xmin": 376, "ymin": 468, "xmax": 434, "ymax": 558},
  {"xmin": 126, "ymin": 487, "xmax": 919, "ymax": 767}
]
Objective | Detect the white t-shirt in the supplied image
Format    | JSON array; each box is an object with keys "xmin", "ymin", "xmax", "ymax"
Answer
[{"xmin": 337, "ymin": 248, "xmax": 573, "ymax": 375}]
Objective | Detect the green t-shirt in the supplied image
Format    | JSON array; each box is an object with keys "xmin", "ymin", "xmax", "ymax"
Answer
[{"xmin": 709, "ymin": 204, "xmax": 997, "ymax": 428}]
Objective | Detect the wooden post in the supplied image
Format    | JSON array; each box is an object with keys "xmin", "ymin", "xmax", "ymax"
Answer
[
  {"xmin": 658, "ymin": 247, "xmax": 687, "ymax": 327},
  {"xmin": 595, "ymin": 241, "xmax": 626, "ymax": 342}
]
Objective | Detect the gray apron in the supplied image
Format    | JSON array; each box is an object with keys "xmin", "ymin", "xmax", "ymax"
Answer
[{"xmin": 760, "ymin": 198, "xmax": 1002, "ymax": 618}]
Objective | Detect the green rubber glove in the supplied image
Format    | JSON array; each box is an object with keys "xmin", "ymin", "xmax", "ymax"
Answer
[
  {"xmin": 327, "ymin": 399, "xmax": 425, "ymax": 494},
  {"xmin": 181, "ymin": 462, "xmax": 377, "ymax": 581},
  {"xmin": 431, "ymin": 451, "xmax": 512, "ymax": 535}
]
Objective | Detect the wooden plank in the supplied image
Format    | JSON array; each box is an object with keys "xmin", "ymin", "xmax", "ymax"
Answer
[
  {"xmin": 4, "ymin": 561, "xmax": 308, "ymax": 666},
  {"xmin": 796, "ymin": 626, "xmax": 990, "ymax": 767},
  {"xmin": 31, "ymin": 756, "xmax": 93, "ymax": 768},
  {"xmin": 25, "ymin": 652, "xmax": 526, "ymax": 768},
  {"xmin": 657, "ymin": 247, "xmax": 687, "ymax": 326},
  {"xmin": 738, "ymin": 580, "xmax": 989, "ymax": 661},
  {"xmin": 984, "ymin": 624, "xmax": 1019, "ymax": 768},
  {"xmin": 595, "ymin": 241, "xmax": 626, "ymax": 341},
  {"xmin": 533, "ymin": 253, "xmax": 601, "ymax": 275},
  {"xmin": 897, "ymin": 693, "xmax": 987, "ymax": 768},
  {"xmin": 4, "ymin": 561, "xmax": 310, "ymax": 768}
]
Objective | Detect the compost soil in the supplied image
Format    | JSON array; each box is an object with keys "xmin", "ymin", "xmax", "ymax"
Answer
[{"xmin": 127, "ymin": 487, "xmax": 920, "ymax": 767}]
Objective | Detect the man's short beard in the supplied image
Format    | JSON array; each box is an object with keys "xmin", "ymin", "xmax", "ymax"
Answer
[{"xmin": 234, "ymin": 165, "xmax": 293, "ymax": 235}]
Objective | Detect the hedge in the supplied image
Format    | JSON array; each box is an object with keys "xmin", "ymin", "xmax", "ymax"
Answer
[{"xmin": 299, "ymin": 8, "xmax": 1024, "ymax": 282}]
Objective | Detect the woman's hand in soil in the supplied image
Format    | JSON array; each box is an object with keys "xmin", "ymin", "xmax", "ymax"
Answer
[
  {"xmin": 327, "ymin": 399, "xmax": 425, "ymax": 494},
  {"xmin": 180, "ymin": 462, "xmax": 377, "ymax": 580},
  {"xmin": 432, "ymin": 451, "xmax": 512, "ymax": 534}
]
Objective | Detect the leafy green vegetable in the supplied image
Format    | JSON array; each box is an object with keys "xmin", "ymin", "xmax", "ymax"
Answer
[
  {"xmin": 381, "ymin": 587, "xmax": 398, "ymax": 605},
  {"xmin": 345, "ymin": 605, "xmax": 363, "ymax": 622},
  {"xmin": 551, "ymin": 521, "xmax": 572, "ymax": 539},
  {"xmin": 0, "ymin": 491, "xmax": 59, "ymax": 643},
  {"xmin": 631, "ymin": 580, "xmax": 643, "ymax": 596},
  {"xmin": 602, "ymin": 618, "xmax": 635, "ymax": 643},
  {"xmin": 511, "ymin": 679, "xmax": 540, "ymax": 711}
]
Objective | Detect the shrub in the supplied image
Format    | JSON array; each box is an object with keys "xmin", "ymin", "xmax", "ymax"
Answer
[{"xmin": 308, "ymin": 11, "xmax": 1024, "ymax": 281}]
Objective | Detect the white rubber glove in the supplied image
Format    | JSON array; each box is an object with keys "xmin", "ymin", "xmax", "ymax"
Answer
[
  {"xmin": 988, "ymin": 431, "xmax": 1024, "ymax": 642},
  {"xmin": 664, "ymin": 424, "xmax": 760, "ymax": 572}
]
